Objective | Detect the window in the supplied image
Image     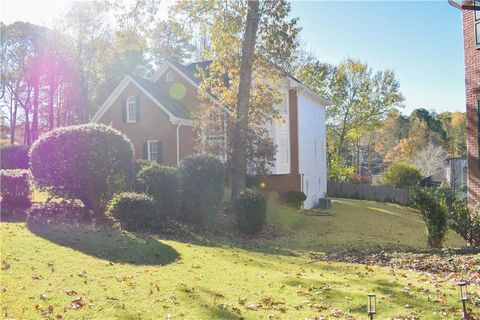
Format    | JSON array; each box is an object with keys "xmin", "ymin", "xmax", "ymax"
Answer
[
  {"xmin": 205, "ymin": 135, "xmax": 227, "ymax": 162},
  {"xmin": 126, "ymin": 96, "xmax": 137, "ymax": 123},
  {"xmin": 475, "ymin": 1, "xmax": 480, "ymax": 49},
  {"xmin": 166, "ymin": 71, "xmax": 175, "ymax": 82},
  {"xmin": 148, "ymin": 140, "xmax": 159, "ymax": 162},
  {"xmin": 278, "ymin": 93, "xmax": 288, "ymax": 115}
]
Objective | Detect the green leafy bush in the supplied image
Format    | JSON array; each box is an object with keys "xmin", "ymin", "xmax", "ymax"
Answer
[
  {"xmin": 410, "ymin": 187, "xmax": 449, "ymax": 248},
  {"xmin": 246, "ymin": 175, "xmax": 261, "ymax": 189},
  {"xmin": 28, "ymin": 201, "xmax": 89, "ymax": 224},
  {"xmin": 285, "ymin": 190, "xmax": 307, "ymax": 209},
  {"xmin": 234, "ymin": 188, "xmax": 267, "ymax": 234},
  {"xmin": 0, "ymin": 145, "xmax": 29, "ymax": 169},
  {"xmin": 178, "ymin": 154, "xmax": 225, "ymax": 223},
  {"xmin": 106, "ymin": 192, "xmax": 157, "ymax": 232},
  {"xmin": 30, "ymin": 124, "xmax": 134, "ymax": 216},
  {"xmin": 136, "ymin": 163, "xmax": 178, "ymax": 216},
  {"xmin": 0, "ymin": 169, "xmax": 31, "ymax": 209},
  {"xmin": 449, "ymin": 198, "xmax": 480, "ymax": 246},
  {"xmin": 381, "ymin": 162, "xmax": 422, "ymax": 189}
]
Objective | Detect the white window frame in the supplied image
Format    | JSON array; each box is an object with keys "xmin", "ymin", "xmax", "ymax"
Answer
[
  {"xmin": 166, "ymin": 71, "xmax": 175, "ymax": 82},
  {"xmin": 147, "ymin": 140, "xmax": 159, "ymax": 162},
  {"xmin": 126, "ymin": 96, "xmax": 137, "ymax": 123}
]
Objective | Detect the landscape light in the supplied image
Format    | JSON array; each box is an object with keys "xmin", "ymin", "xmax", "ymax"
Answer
[
  {"xmin": 458, "ymin": 281, "xmax": 468, "ymax": 318},
  {"xmin": 367, "ymin": 293, "xmax": 376, "ymax": 320}
]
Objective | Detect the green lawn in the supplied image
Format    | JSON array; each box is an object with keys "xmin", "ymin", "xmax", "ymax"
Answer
[
  {"xmin": 265, "ymin": 198, "xmax": 465, "ymax": 252},
  {"xmin": 0, "ymin": 198, "xmax": 473, "ymax": 319}
]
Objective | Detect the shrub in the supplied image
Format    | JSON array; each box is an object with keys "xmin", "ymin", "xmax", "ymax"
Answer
[
  {"xmin": 381, "ymin": 162, "xmax": 422, "ymax": 189},
  {"xmin": 410, "ymin": 187, "xmax": 449, "ymax": 248},
  {"xmin": 28, "ymin": 201, "xmax": 89, "ymax": 224},
  {"xmin": 449, "ymin": 198, "xmax": 480, "ymax": 246},
  {"xmin": 246, "ymin": 175, "xmax": 261, "ymax": 189},
  {"xmin": 0, "ymin": 169, "xmax": 31, "ymax": 209},
  {"xmin": 30, "ymin": 124, "xmax": 134, "ymax": 216},
  {"xmin": 178, "ymin": 154, "xmax": 225, "ymax": 223},
  {"xmin": 285, "ymin": 190, "xmax": 307, "ymax": 209},
  {"xmin": 234, "ymin": 188, "xmax": 267, "ymax": 234},
  {"xmin": 136, "ymin": 163, "xmax": 178, "ymax": 216},
  {"xmin": 106, "ymin": 192, "xmax": 157, "ymax": 232},
  {"xmin": 0, "ymin": 145, "xmax": 29, "ymax": 169}
]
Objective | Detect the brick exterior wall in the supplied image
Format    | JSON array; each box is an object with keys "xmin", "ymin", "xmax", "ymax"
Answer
[
  {"xmin": 97, "ymin": 82, "xmax": 195, "ymax": 167},
  {"xmin": 462, "ymin": 6, "xmax": 480, "ymax": 208}
]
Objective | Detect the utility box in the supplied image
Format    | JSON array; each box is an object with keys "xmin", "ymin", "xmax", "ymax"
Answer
[{"xmin": 318, "ymin": 197, "xmax": 331, "ymax": 209}]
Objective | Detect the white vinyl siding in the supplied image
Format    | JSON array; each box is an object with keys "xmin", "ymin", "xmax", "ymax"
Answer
[
  {"xmin": 298, "ymin": 92, "xmax": 328, "ymax": 209},
  {"xmin": 265, "ymin": 90, "xmax": 291, "ymax": 174}
]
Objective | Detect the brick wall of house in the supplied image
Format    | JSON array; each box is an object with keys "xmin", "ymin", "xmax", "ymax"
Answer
[{"xmin": 462, "ymin": 7, "xmax": 480, "ymax": 207}]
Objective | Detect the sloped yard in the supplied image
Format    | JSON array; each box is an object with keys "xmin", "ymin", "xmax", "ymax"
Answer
[{"xmin": 0, "ymin": 198, "xmax": 477, "ymax": 319}]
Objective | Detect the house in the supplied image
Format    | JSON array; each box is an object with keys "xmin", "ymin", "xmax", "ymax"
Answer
[
  {"xmin": 91, "ymin": 61, "xmax": 330, "ymax": 209},
  {"xmin": 451, "ymin": 0, "xmax": 480, "ymax": 207}
]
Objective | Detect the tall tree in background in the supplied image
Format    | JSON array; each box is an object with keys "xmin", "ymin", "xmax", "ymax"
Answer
[
  {"xmin": 174, "ymin": 0, "xmax": 300, "ymax": 200},
  {"xmin": 297, "ymin": 59, "xmax": 404, "ymax": 178}
]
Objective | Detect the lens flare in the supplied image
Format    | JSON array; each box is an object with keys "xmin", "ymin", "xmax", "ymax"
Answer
[{"xmin": 169, "ymin": 83, "xmax": 186, "ymax": 100}]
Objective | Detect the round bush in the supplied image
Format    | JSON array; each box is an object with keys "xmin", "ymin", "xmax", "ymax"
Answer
[
  {"xmin": 0, "ymin": 169, "xmax": 31, "ymax": 209},
  {"xmin": 106, "ymin": 192, "xmax": 157, "ymax": 231},
  {"xmin": 1, "ymin": 145, "xmax": 29, "ymax": 169},
  {"xmin": 234, "ymin": 188, "xmax": 267, "ymax": 234},
  {"xmin": 178, "ymin": 154, "xmax": 225, "ymax": 223},
  {"xmin": 136, "ymin": 163, "xmax": 178, "ymax": 216},
  {"xmin": 30, "ymin": 124, "xmax": 134, "ymax": 216},
  {"xmin": 285, "ymin": 190, "xmax": 307, "ymax": 209},
  {"xmin": 381, "ymin": 162, "xmax": 422, "ymax": 189}
]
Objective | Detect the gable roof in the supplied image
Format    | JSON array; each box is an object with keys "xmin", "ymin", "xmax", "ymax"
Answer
[
  {"xmin": 159, "ymin": 60, "xmax": 331, "ymax": 107},
  {"xmin": 90, "ymin": 75, "xmax": 193, "ymax": 124},
  {"xmin": 131, "ymin": 76, "xmax": 191, "ymax": 119}
]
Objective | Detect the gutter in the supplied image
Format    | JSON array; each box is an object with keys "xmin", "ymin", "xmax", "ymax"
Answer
[{"xmin": 176, "ymin": 122, "xmax": 181, "ymax": 166}]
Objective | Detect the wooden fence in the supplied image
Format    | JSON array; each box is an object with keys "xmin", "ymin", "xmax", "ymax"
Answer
[{"xmin": 327, "ymin": 181, "xmax": 411, "ymax": 206}]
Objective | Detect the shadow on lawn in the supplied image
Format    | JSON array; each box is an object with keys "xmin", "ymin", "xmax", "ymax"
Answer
[{"xmin": 27, "ymin": 221, "xmax": 179, "ymax": 266}]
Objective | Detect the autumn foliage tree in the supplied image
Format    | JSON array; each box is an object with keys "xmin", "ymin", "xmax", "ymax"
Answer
[{"xmin": 173, "ymin": 0, "xmax": 300, "ymax": 200}]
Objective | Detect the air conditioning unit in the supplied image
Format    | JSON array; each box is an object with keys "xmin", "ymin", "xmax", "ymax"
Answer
[{"xmin": 318, "ymin": 197, "xmax": 331, "ymax": 209}]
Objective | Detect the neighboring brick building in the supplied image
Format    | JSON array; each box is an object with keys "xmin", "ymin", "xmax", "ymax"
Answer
[{"xmin": 460, "ymin": 1, "xmax": 480, "ymax": 207}]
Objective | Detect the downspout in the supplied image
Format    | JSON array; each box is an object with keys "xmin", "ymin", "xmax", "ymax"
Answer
[{"xmin": 176, "ymin": 122, "xmax": 181, "ymax": 166}]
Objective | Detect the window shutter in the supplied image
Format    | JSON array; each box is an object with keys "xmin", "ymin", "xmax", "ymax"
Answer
[
  {"xmin": 143, "ymin": 142, "xmax": 148, "ymax": 160},
  {"xmin": 122, "ymin": 98, "xmax": 126, "ymax": 123},
  {"xmin": 157, "ymin": 141, "xmax": 163, "ymax": 163},
  {"xmin": 136, "ymin": 96, "xmax": 141, "ymax": 122}
]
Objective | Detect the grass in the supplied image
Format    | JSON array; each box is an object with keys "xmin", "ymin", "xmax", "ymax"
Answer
[
  {"xmin": 0, "ymin": 198, "xmax": 472, "ymax": 319},
  {"xmin": 265, "ymin": 198, "xmax": 465, "ymax": 252}
]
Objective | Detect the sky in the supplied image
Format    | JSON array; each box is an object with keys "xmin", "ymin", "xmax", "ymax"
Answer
[{"xmin": 1, "ymin": 0, "xmax": 467, "ymax": 115}]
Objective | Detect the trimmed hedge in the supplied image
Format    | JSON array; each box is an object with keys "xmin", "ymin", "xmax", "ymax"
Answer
[
  {"xmin": 30, "ymin": 124, "xmax": 134, "ymax": 216},
  {"xmin": 106, "ymin": 192, "xmax": 157, "ymax": 232},
  {"xmin": 234, "ymin": 188, "xmax": 267, "ymax": 234},
  {"xmin": 0, "ymin": 145, "xmax": 29, "ymax": 169},
  {"xmin": 381, "ymin": 162, "xmax": 422, "ymax": 189},
  {"xmin": 285, "ymin": 190, "xmax": 307, "ymax": 209},
  {"xmin": 0, "ymin": 169, "xmax": 31, "ymax": 209},
  {"xmin": 178, "ymin": 154, "xmax": 225, "ymax": 223},
  {"xmin": 136, "ymin": 163, "xmax": 178, "ymax": 216}
]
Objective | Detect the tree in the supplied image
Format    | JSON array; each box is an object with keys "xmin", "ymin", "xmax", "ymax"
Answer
[
  {"xmin": 381, "ymin": 162, "xmax": 422, "ymax": 189},
  {"xmin": 297, "ymin": 58, "xmax": 404, "ymax": 172},
  {"xmin": 231, "ymin": 0, "xmax": 260, "ymax": 201},
  {"xmin": 412, "ymin": 142, "xmax": 447, "ymax": 178},
  {"xmin": 174, "ymin": 0, "xmax": 300, "ymax": 200}
]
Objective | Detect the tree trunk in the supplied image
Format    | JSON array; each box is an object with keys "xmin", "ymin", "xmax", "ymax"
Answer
[
  {"xmin": 48, "ymin": 86, "xmax": 55, "ymax": 130},
  {"xmin": 231, "ymin": 0, "xmax": 260, "ymax": 202},
  {"xmin": 31, "ymin": 82, "xmax": 39, "ymax": 141}
]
